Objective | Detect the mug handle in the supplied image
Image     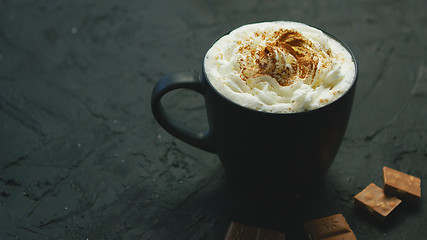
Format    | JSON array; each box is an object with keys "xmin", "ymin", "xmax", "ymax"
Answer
[{"xmin": 151, "ymin": 71, "xmax": 215, "ymax": 153}]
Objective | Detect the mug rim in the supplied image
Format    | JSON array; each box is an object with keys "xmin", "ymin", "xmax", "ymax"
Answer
[{"xmin": 202, "ymin": 21, "xmax": 358, "ymax": 116}]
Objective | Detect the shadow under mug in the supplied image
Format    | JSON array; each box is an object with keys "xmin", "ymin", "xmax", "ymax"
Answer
[{"xmin": 151, "ymin": 31, "xmax": 358, "ymax": 198}]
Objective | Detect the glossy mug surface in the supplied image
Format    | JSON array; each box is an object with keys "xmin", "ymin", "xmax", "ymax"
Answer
[{"xmin": 151, "ymin": 21, "xmax": 358, "ymax": 196}]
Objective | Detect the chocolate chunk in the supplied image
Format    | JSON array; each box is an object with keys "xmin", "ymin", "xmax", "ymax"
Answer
[
  {"xmin": 224, "ymin": 221, "xmax": 285, "ymax": 240},
  {"xmin": 321, "ymin": 232, "xmax": 357, "ymax": 240},
  {"xmin": 383, "ymin": 166, "xmax": 421, "ymax": 201},
  {"xmin": 353, "ymin": 183, "xmax": 402, "ymax": 219},
  {"xmin": 303, "ymin": 214, "xmax": 356, "ymax": 240}
]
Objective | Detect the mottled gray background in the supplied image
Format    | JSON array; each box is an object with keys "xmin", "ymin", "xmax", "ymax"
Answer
[{"xmin": 0, "ymin": 0, "xmax": 426, "ymax": 239}]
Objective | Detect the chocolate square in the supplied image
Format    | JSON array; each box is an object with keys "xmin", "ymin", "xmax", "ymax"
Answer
[
  {"xmin": 383, "ymin": 166, "xmax": 421, "ymax": 201},
  {"xmin": 303, "ymin": 214, "xmax": 356, "ymax": 240},
  {"xmin": 321, "ymin": 232, "xmax": 357, "ymax": 240},
  {"xmin": 224, "ymin": 221, "xmax": 285, "ymax": 240},
  {"xmin": 353, "ymin": 183, "xmax": 402, "ymax": 219}
]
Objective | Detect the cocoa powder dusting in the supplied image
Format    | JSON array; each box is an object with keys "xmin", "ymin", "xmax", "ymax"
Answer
[{"xmin": 238, "ymin": 29, "xmax": 331, "ymax": 87}]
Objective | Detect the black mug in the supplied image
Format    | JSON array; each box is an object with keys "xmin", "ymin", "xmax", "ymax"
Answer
[{"xmin": 151, "ymin": 26, "xmax": 358, "ymax": 197}]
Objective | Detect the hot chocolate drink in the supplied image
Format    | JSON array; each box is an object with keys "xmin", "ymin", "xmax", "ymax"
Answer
[
  {"xmin": 204, "ymin": 21, "xmax": 356, "ymax": 113},
  {"xmin": 152, "ymin": 21, "xmax": 358, "ymax": 196}
]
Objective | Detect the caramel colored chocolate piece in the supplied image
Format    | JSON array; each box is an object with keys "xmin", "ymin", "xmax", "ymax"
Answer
[
  {"xmin": 321, "ymin": 232, "xmax": 357, "ymax": 240},
  {"xmin": 353, "ymin": 183, "xmax": 402, "ymax": 219},
  {"xmin": 383, "ymin": 166, "xmax": 421, "ymax": 201},
  {"xmin": 224, "ymin": 221, "xmax": 285, "ymax": 240},
  {"xmin": 303, "ymin": 214, "xmax": 356, "ymax": 240}
]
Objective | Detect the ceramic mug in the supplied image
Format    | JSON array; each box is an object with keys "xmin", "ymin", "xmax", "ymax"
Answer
[{"xmin": 151, "ymin": 25, "xmax": 357, "ymax": 196}]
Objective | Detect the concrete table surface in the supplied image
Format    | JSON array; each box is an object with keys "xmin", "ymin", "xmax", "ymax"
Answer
[{"xmin": 1, "ymin": 0, "xmax": 426, "ymax": 239}]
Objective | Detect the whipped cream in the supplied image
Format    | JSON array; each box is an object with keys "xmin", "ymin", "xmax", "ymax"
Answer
[{"xmin": 204, "ymin": 21, "xmax": 356, "ymax": 113}]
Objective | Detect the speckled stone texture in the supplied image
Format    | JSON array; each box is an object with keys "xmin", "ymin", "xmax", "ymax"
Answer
[{"xmin": 0, "ymin": 0, "xmax": 426, "ymax": 239}]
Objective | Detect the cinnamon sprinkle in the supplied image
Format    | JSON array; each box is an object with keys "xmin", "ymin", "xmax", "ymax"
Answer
[{"xmin": 237, "ymin": 29, "xmax": 331, "ymax": 87}]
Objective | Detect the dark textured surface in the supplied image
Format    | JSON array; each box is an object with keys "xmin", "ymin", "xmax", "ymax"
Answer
[{"xmin": 0, "ymin": 0, "xmax": 426, "ymax": 239}]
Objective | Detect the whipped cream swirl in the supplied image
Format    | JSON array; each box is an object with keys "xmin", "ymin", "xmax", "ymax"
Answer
[{"xmin": 204, "ymin": 21, "xmax": 356, "ymax": 113}]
